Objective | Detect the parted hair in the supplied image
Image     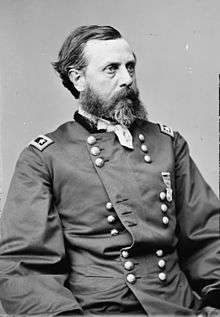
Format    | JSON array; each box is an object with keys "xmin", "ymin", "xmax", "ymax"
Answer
[{"xmin": 52, "ymin": 25, "xmax": 122, "ymax": 99}]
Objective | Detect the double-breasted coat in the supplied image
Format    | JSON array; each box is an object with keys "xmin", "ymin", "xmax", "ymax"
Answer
[{"xmin": 0, "ymin": 112, "xmax": 219, "ymax": 316}]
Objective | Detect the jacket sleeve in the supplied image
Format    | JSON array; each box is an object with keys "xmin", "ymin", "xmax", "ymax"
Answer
[
  {"xmin": 174, "ymin": 132, "xmax": 220, "ymax": 309},
  {"xmin": 0, "ymin": 146, "xmax": 83, "ymax": 316}
]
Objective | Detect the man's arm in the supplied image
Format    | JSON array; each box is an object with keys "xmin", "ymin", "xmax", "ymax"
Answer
[
  {"xmin": 174, "ymin": 132, "xmax": 220, "ymax": 309},
  {"xmin": 0, "ymin": 147, "xmax": 83, "ymax": 316}
]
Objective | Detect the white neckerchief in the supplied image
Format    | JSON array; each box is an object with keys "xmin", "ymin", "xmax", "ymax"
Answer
[
  {"xmin": 78, "ymin": 107, "xmax": 134, "ymax": 149},
  {"xmin": 97, "ymin": 118, "xmax": 133, "ymax": 149}
]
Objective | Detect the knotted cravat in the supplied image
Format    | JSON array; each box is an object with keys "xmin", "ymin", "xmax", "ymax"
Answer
[
  {"xmin": 97, "ymin": 118, "xmax": 134, "ymax": 149},
  {"xmin": 78, "ymin": 107, "xmax": 134, "ymax": 149}
]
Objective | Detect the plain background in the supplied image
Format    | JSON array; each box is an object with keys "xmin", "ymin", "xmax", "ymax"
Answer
[{"xmin": 0, "ymin": 0, "xmax": 219, "ymax": 207}]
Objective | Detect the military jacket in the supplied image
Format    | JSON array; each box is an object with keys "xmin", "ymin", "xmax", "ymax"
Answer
[{"xmin": 0, "ymin": 112, "xmax": 219, "ymax": 316}]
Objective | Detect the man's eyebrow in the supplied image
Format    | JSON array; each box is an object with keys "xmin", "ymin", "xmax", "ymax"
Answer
[
  {"xmin": 102, "ymin": 58, "xmax": 136, "ymax": 68},
  {"xmin": 99, "ymin": 61, "xmax": 119, "ymax": 70},
  {"xmin": 104, "ymin": 62, "xmax": 120, "ymax": 67},
  {"xmin": 126, "ymin": 59, "xmax": 136, "ymax": 65}
]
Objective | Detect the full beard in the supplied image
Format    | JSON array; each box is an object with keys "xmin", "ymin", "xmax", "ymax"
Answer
[{"xmin": 79, "ymin": 85, "xmax": 147, "ymax": 127}]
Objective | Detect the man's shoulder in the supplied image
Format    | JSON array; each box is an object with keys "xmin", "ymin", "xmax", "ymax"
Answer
[
  {"xmin": 13, "ymin": 121, "xmax": 79, "ymax": 174},
  {"xmin": 27, "ymin": 120, "xmax": 76, "ymax": 153},
  {"xmin": 135, "ymin": 118, "xmax": 176, "ymax": 139}
]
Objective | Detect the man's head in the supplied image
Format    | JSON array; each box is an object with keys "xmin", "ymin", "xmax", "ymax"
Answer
[{"xmin": 53, "ymin": 25, "xmax": 147, "ymax": 126}]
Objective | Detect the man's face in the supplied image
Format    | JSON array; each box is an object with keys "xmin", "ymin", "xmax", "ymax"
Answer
[
  {"xmin": 83, "ymin": 38, "xmax": 137, "ymax": 101},
  {"xmin": 77, "ymin": 38, "xmax": 146, "ymax": 126}
]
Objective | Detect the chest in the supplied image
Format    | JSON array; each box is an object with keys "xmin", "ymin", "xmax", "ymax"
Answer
[{"xmin": 49, "ymin": 132, "xmax": 176, "ymax": 239}]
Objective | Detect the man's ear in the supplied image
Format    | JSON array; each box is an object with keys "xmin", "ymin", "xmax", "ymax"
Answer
[{"xmin": 68, "ymin": 68, "xmax": 86, "ymax": 92}]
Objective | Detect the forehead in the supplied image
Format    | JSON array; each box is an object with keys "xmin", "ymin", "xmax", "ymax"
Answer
[{"xmin": 84, "ymin": 38, "xmax": 135, "ymax": 66}]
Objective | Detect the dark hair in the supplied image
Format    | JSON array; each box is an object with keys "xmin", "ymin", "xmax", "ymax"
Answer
[{"xmin": 52, "ymin": 25, "xmax": 122, "ymax": 99}]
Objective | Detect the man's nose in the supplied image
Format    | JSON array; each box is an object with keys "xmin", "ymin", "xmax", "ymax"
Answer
[{"xmin": 119, "ymin": 66, "xmax": 133, "ymax": 87}]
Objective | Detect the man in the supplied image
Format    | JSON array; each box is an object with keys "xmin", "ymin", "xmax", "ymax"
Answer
[{"xmin": 0, "ymin": 25, "xmax": 219, "ymax": 316}]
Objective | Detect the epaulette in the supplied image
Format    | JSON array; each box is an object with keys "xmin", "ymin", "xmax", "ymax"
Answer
[
  {"xmin": 29, "ymin": 135, "xmax": 54, "ymax": 151},
  {"xmin": 158, "ymin": 123, "xmax": 174, "ymax": 138}
]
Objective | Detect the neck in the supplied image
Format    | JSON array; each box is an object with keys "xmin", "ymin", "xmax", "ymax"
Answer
[{"xmin": 78, "ymin": 105, "xmax": 98, "ymax": 124}]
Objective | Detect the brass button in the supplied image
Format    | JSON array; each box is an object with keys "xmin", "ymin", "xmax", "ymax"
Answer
[
  {"xmin": 158, "ymin": 259, "xmax": 166, "ymax": 268},
  {"xmin": 141, "ymin": 144, "xmax": 148, "ymax": 152},
  {"xmin": 124, "ymin": 261, "xmax": 134, "ymax": 271},
  {"xmin": 161, "ymin": 204, "xmax": 168, "ymax": 213},
  {"xmin": 144, "ymin": 155, "xmax": 151, "ymax": 163},
  {"xmin": 107, "ymin": 215, "xmax": 116, "ymax": 223},
  {"xmin": 106, "ymin": 202, "xmax": 113, "ymax": 210},
  {"xmin": 121, "ymin": 250, "xmax": 129, "ymax": 258},
  {"xmin": 138, "ymin": 134, "xmax": 145, "ymax": 142},
  {"xmin": 158, "ymin": 272, "xmax": 166, "ymax": 281},
  {"xmin": 156, "ymin": 249, "xmax": 163, "ymax": 257},
  {"xmin": 126, "ymin": 273, "xmax": 136, "ymax": 284},
  {"xmin": 159, "ymin": 192, "xmax": 166, "ymax": 200},
  {"xmin": 111, "ymin": 229, "xmax": 119, "ymax": 236},
  {"xmin": 162, "ymin": 216, "xmax": 169, "ymax": 225},
  {"xmin": 90, "ymin": 146, "xmax": 101, "ymax": 156},
  {"xmin": 87, "ymin": 136, "xmax": 96, "ymax": 145},
  {"xmin": 95, "ymin": 157, "xmax": 104, "ymax": 167}
]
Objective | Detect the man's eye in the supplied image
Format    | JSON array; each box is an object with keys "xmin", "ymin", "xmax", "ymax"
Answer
[
  {"xmin": 127, "ymin": 64, "xmax": 135, "ymax": 73},
  {"xmin": 104, "ymin": 65, "xmax": 117, "ymax": 74}
]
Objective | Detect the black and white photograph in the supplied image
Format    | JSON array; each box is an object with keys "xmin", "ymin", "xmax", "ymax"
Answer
[{"xmin": 0, "ymin": 1, "xmax": 219, "ymax": 316}]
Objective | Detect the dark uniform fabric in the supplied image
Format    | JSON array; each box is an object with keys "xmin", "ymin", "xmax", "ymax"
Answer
[{"xmin": 0, "ymin": 112, "xmax": 219, "ymax": 316}]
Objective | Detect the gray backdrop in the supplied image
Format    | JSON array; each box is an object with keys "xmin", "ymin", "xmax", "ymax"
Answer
[{"xmin": 0, "ymin": 0, "xmax": 219, "ymax": 209}]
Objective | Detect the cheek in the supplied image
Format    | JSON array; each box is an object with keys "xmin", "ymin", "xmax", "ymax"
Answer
[
  {"xmin": 131, "ymin": 76, "xmax": 137, "ymax": 86},
  {"xmin": 93, "ymin": 79, "xmax": 117, "ymax": 97},
  {"xmin": 131, "ymin": 79, "xmax": 138, "ymax": 93}
]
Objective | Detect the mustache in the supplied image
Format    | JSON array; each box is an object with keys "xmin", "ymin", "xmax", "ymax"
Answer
[{"xmin": 110, "ymin": 87, "xmax": 139, "ymax": 104}]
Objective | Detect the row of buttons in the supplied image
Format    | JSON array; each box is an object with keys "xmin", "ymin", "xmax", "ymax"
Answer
[
  {"xmin": 159, "ymin": 191, "xmax": 170, "ymax": 226},
  {"xmin": 159, "ymin": 181, "xmax": 172, "ymax": 228},
  {"xmin": 138, "ymin": 134, "xmax": 152, "ymax": 163},
  {"xmin": 87, "ymin": 136, "xmax": 105, "ymax": 168},
  {"xmin": 156, "ymin": 249, "xmax": 167, "ymax": 281},
  {"xmin": 121, "ymin": 249, "xmax": 137, "ymax": 284},
  {"xmin": 105, "ymin": 201, "xmax": 120, "ymax": 236}
]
